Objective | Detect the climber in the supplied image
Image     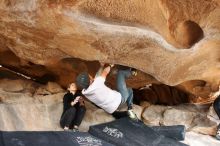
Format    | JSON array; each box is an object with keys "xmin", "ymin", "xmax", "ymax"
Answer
[
  {"xmin": 212, "ymin": 85, "xmax": 220, "ymax": 140},
  {"xmin": 76, "ymin": 63, "xmax": 138, "ymax": 120},
  {"xmin": 60, "ymin": 83, "xmax": 86, "ymax": 131}
]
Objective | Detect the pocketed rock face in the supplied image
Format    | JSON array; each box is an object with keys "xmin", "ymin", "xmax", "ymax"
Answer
[{"xmin": 0, "ymin": 0, "xmax": 220, "ymax": 99}]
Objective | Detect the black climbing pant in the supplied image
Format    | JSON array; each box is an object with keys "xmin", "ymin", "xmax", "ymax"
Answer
[
  {"xmin": 214, "ymin": 95, "xmax": 220, "ymax": 119},
  {"xmin": 60, "ymin": 106, "xmax": 86, "ymax": 129}
]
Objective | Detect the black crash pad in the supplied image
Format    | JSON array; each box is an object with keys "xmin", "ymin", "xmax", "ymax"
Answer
[
  {"xmin": 151, "ymin": 125, "xmax": 185, "ymax": 141},
  {"xmin": 0, "ymin": 131, "xmax": 114, "ymax": 146},
  {"xmin": 89, "ymin": 117, "xmax": 188, "ymax": 146}
]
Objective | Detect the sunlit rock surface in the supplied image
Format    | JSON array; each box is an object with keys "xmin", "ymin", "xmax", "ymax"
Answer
[{"xmin": 0, "ymin": 0, "xmax": 220, "ymax": 99}]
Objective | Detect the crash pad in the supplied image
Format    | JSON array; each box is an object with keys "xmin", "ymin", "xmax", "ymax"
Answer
[
  {"xmin": 0, "ymin": 131, "xmax": 114, "ymax": 146},
  {"xmin": 89, "ymin": 117, "xmax": 188, "ymax": 146}
]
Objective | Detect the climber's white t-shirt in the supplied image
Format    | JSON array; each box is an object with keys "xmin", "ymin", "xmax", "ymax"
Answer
[{"xmin": 82, "ymin": 76, "xmax": 121, "ymax": 114}]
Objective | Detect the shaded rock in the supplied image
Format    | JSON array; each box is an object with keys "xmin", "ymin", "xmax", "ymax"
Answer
[
  {"xmin": 0, "ymin": 89, "xmax": 34, "ymax": 104},
  {"xmin": 132, "ymin": 104, "xmax": 144, "ymax": 119},
  {"xmin": 140, "ymin": 101, "xmax": 151, "ymax": 109},
  {"xmin": 34, "ymin": 93, "xmax": 64, "ymax": 104},
  {"xmin": 175, "ymin": 20, "xmax": 203, "ymax": 48},
  {"xmin": 34, "ymin": 87, "xmax": 51, "ymax": 96},
  {"xmin": 191, "ymin": 115, "xmax": 217, "ymax": 136},
  {"xmin": 136, "ymin": 84, "xmax": 189, "ymax": 105},
  {"xmin": 34, "ymin": 82, "xmax": 64, "ymax": 96},
  {"xmin": 207, "ymin": 105, "xmax": 220, "ymax": 124},
  {"xmin": 0, "ymin": 77, "xmax": 39, "ymax": 96},
  {"xmin": 0, "ymin": 79, "xmax": 25, "ymax": 92},
  {"xmin": 80, "ymin": 101, "xmax": 115, "ymax": 132},
  {"xmin": 142, "ymin": 103, "xmax": 216, "ymax": 133},
  {"xmin": 45, "ymin": 82, "xmax": 64, "ymax": 94},
  {"xmin": 142, "ymin": 105, "xmax": 168, "ymax": 125},
  {"xmin": 163, "ymin": 108, "xmax": 197, "ymax": 129}
]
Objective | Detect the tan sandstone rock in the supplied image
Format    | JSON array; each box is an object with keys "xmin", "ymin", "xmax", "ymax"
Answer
[
  {"xmin": 0, "ymin": 79, "xmax": 25, "ymax": 92},
  {"xmin": 142, "ymin": 105, "xmax": 168, "ymax": 125},
  {"xmin": 0, "ymin": 0, "xmax": 220, "ymax": 100},
  {"xmin": 207, "ymin": 104, "xmax": 220, "ymax": 124},
  {"xmin": 191, "ymin": 116, "xmax": 218, "ymax": 136},
  {"xmin": 162, "ymin": 108, "xmax": 198, "ymax": 129},
  {"xmin": 45, "ymin": 82, "xmax": 65, "ymax": 94}
]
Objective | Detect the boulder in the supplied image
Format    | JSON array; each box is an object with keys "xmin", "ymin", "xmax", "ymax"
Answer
[
  {"xmin": 142, "ymin": 105, "xmax": 168, "ymax": 125},
  {"xmin": 163, "ymin": 108, "xmax": 197, "ymax": 129},
  {"xmin": 207, "ymin": 105, "xmax": 220, "ymax": 124},
  {"xmin": 0, "ymin": 79, "xmax": 25, "ymax": 92},
  {"xmin": 183, "ymin": 132, "xmax": 220, "ymax": 146},
  {"xmin": 45, "ymin": 82, "xmax": 64, "ymax": 94}
]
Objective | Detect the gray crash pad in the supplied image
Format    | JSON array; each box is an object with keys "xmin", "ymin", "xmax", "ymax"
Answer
[
  {"xmin": 151, "ymin": 125, "xmax": 185, "ymax": 141},
  {"xmin": 0, "ymin": 131, "xmax": 114, "ymax": 146},
  {"xmin": 89, "ymin": 117, "xmax": 188, "ymax": 146}
]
